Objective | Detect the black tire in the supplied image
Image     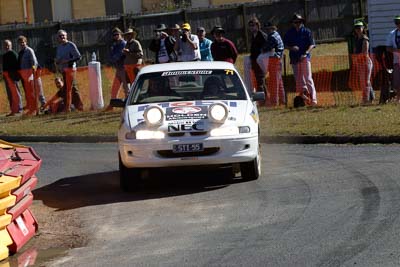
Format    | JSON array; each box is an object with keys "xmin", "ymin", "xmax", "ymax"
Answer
[
  {"xmin": 119, "ymin": 154, "xmax": 141, "ymax": 192},
  {"xmin": 240, "ymin": 148, "xmax": 261, "ymax": 181}
]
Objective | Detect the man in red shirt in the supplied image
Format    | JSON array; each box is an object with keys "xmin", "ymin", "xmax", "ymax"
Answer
[{"xmin": 210, "ymin": 26, "xmax": 238, "ymax": 63}]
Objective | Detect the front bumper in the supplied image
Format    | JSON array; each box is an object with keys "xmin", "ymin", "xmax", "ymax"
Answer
[{"xmin": 119, "ymin": 135, "xmax": 259, "ymax": 168}]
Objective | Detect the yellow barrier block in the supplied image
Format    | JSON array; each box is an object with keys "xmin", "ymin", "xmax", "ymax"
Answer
[
  {"xmin": 0, "ymin": 215, "xmax": 12, "ymax": 230},
  {"xmin": 0, "ymin": 246, "xmax": 9, "ymax": 263},
  {"xmin": 0, "ymin": 140, "xmax": 27, "ymax": 149},
  {"xmin": 0, "ymin": 229, "xmax": 12, "ymax": 262},
  {"xmin": 0, "ymin": 144, "xmax": 12, "ymax": 149},
  {"xmin": 0, "ymin": 260, "xmax": 10, "ymax": 267},
  {"xmin": 0, "ymin": 196, "xmax": 16, "ymax": 216},
  {"xmin": 0, "ymin": 195, "xmax": 16, "ymax": 234},
  {"xmin": 0, "ymin": 176, "xmax": 22, "ymax": 199}
]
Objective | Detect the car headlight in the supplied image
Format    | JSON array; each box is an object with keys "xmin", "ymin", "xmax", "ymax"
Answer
[
  {"xmin": 136, "ymin": 130, "xmax": 165, "ymax": 139},
  {"xmin": 209, "ymin": 103, "xmax": 228, "ymax": 123},
  {"xmin": 210, "ymin": 126, "xmax": 239, "ymax": 137},
  {"xmin": 143, "ymin": 106, "xmax": 164, "ymax": 126}
]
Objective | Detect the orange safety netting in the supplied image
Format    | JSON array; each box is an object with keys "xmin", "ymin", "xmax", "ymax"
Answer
[{"xmin": 0, "ymin": 55, "xmax": 396, "ymax": 114}]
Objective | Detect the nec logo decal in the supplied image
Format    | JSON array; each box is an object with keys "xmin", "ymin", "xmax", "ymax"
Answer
[{"xmin": 168, "ymin": 123, "xmax": 205, "ymax": 132}]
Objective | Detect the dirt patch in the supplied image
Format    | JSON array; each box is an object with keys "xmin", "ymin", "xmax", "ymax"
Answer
[{"xmin": 28, "ymin": 201, "xmax": 88, "ymax": 249}]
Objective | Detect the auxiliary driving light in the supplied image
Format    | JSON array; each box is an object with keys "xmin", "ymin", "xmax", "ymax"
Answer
[
  {"xmin": 143, "ymin": 106, "xmax": 164, "ymax": 126},
  {"xmin": 209, "ymin": 103, "xmax": 228, "ymax": 123}
]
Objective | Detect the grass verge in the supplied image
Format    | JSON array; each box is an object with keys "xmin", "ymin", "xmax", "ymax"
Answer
[{"xmin": 1, "ymin": 103, "xmax": 399, "ymax": 138}]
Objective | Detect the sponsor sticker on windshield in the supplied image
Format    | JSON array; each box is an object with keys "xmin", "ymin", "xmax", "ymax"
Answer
[{"xmin": 161, "ymin": 70, "xmax": 213, "ymax": 76}]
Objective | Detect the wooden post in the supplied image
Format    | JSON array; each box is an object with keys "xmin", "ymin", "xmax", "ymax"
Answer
[
  {"xmin": 182, "ymin": 9, "xmax": 188, "ymax": 23},
  {"xmin": 358, "ymin": 0, "xmax": 365, "ymax": 18},
  {"xmin": 283, "ymin": 54, "xmax": 288, "ymax": 107},
  {"xmin": 303, "ymin": 0, "xmax": 308, "ymax": 21},
  {"xmin": 241, "ymin": 4, "xmax": 249, "ymax": 52},
  {"xmin": 121, "ymin": 14, "xmax": 127, "ymax": 32}
]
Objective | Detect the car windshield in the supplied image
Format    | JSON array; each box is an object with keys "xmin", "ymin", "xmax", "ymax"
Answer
[{"xmin": 129, "ymin": 69, "xmax": 247, "ymax": 104}]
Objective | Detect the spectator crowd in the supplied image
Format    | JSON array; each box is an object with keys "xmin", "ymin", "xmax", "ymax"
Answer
[{"xmin": 2, "ymin": 13, "xmax": 400, "ymax": 116}]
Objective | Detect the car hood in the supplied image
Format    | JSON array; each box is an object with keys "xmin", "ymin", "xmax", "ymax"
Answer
[{"xmin": 126, "ymin": 100, "xmax": 250, "ymax": 131}]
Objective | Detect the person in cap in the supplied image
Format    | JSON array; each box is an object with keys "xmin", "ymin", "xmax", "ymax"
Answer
[
  {"xmin": 197, "ymin": 27, "xmax": 213, "ymax": 61},
  {"xmin": 174, "ymin": 23, "xmax": 201, "ymax": 61},
  {"xmin": 283, "ymin": 13, "xmax": 317, "ymax": 106},
  {"xmin": 123, "ymin": 27, "xmax": 143, "ymax": 84},
  {"xmin": 386, "ymin": 15, "xmax": 400, "ymax": 102},
  {"xmin": 210, "ymin": 26, "xmax": 238, "ymax": 63},
  {"xmin": 149, "ymin": 23, "xmax": 177, "ymax": 63},
  {"xmin": 168, "ymin": 24, "xmax": 181, "ymax": 37},
  {"xmin": 352, "ymin": 21, "xmax": 374, "ymax": 104},
  {"xmin": 257, "ymin": 21, "xmax": 286, "ymax": 106},
  {"xmin": 248, "ymin": 17, "xmax": 269, "ymax": 96},
  {"xmin": 105, "ymin": 27, "xmax": 128, "ymax": 111}
]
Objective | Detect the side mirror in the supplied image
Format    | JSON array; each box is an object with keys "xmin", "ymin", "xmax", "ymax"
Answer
[
  {"xmin": 110, "ymin": 98, "xmax": 126, "ymax": 108},
  {"xmin": 252, "ymin": 92, "xmax": 265, "ymax": 102}
]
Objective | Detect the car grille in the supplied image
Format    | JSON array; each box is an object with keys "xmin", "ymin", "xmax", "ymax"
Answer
[
  {"xmin": 167, "ymin": 132, "xmax": 208, "ymax": 137},
  {"xmin": 157, "ymin": 147, "xmax": 220, "ymax": 158}
]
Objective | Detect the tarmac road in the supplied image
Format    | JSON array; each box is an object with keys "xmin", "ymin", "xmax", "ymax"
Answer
[{"xmin": 27, "ymin": 143, "xmax": 400, "ymax": 266}]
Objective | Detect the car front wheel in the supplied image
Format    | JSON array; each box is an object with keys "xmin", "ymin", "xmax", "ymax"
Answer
[
  {"xmin": 240, "ymin": 147, "xmax": 261, "ymax": 181},
  {"xmin": 119, "ymin": 154, "xmax": 141, "ymax": 192}
]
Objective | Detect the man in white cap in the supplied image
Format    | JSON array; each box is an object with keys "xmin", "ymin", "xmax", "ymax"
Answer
[
  {"xmin": 174, "ymin": 23, "xmax": 201, "ymax": 61},
  {"xmin": 386, "ymin": 15, "xmax": 400, "ymax": 102}
]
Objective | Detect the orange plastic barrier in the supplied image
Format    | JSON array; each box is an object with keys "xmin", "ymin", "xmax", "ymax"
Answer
[
  {"xmin": 6, "ymin": 209, "xmax": 38, "ymax": 254},
  {"xmin": 0, "ymin": 140, "xmax": 40, "ymax": 259},
  {"xmin": 12, "ymin": 176, "xmax": 38, "ymax": 203},
  {"xmin": 0, "ymin": 144, "xmax": 41, "ymax": 185}
]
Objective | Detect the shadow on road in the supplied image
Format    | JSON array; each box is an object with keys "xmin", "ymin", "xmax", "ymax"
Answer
[{"xmin": 33, "ymin": 167, "xmax": 243, "ymax": 211}]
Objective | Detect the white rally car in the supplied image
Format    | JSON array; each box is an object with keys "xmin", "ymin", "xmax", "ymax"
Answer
[{"xmin": 111, "ymin": 61, "xmax": 265, "ymax": 191}]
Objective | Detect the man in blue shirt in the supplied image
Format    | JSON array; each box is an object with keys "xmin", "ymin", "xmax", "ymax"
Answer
[
  {"xmin": 197, "ymin": 27, "xmax": 213, "ymax": 61},
  {"xmin": 283, "ymin": 13, "xmax": 317, "ymax": 106},
  {"xmin": 105, "ymin": 27, "xmax": 128, "ymax": 111},
  {"xmin": 55, "ymin": 29, "xmax": 82, "ymax": 112}
]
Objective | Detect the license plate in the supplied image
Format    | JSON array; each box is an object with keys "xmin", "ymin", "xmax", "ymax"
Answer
[{"xmin": 173, "ymin": 143, "xmax": 203, "ymax": 153}]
